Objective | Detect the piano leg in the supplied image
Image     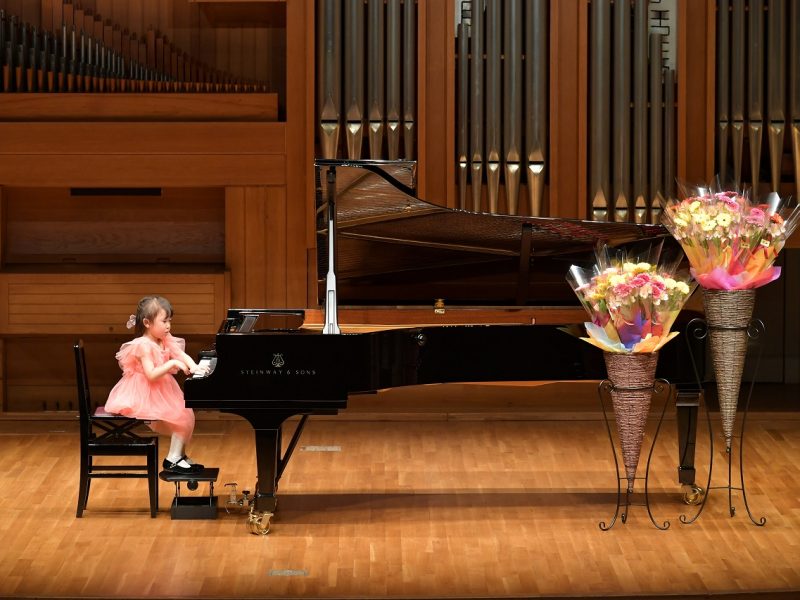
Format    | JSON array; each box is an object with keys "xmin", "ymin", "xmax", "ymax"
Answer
[
  {"xmin": 676, "ymin": 389, "xmax": 703, "ymax": 504},
  {"xmin": 253, "ymin": 427, "xmax": 281, "ymax": 514},
  {"xmin": 224, "ymin": 410, "xmax": 312, "ymax": 527}
]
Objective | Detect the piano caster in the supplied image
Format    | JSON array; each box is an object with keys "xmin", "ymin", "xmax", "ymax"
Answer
[
  {"xmin": 248, "ymin": 507, "xmax": 273, "ymax": 535},
  {"xmin": 682, "ymin": 484, "xmax": 704, "ymax": 505}
]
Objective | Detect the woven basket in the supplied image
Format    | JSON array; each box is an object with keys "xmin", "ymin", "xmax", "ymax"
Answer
[
  {"xmin": 603, "ymin": 351, "xmax": 659, "ymax": 492},
  {"xmin": 703, "ymin": 288, "xmax": 756, "ymax": 450}
]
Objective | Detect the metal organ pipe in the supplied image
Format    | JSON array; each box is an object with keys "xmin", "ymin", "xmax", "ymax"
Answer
[
  {"xmin": 649, "ymin": 32, "xmax": 663, "ymax": 218},
  {"xmin": 731, "ymin": 0, "xmax": 745, "ymax": 189},
  {"xmin": 402, "ymin": 0, "xmax": 416, "ymax": 160},
  {"xmin": 386, "ymin": 0, "xmax": 401, "ymax": 160},
  {"xmin": 317, "ymin": 0, "xmax": 341, "ymax": 160},
  {"xmin": 792, "ymin": 0, "xmax": 800, "ymax": 191},
  {"xmin": 367, "ymin": 0, "xmax": 385, "ymax": 159},
  {"xmin": 344, "ymin": 0, "xmax": 364, "ymax": 159},
  {"xmin": 716, "ymin": 0, "xmax": 798, "ymax": 197},
  {"xmin": 717, "ymin": 0, "xmax": 730, "ymax": 186},
  {"xmin": 316, "ymin": 0, "xmax": 417, "ymax": 161},
  {"xmin": 748, "ymin": 0, "xmax": 764, "ymax": 194},
  {"xmin": 458, "ymin": 0, "xmax": 549, "ymax": 216},
  {"xmin": 767, "ymin": 0, "xmax": 785, "ymax": 193},
  {"xmin": 470, "ymin": 0, "xmax": 485, "ymax": 213},
  {"xmin": 457, "ymin": 20, "xmax": 470, "ymax": 211},
  {"xmin": 485, "ymin": 0, "xmax": 502, "ymax": 214},
  {"xmin": 612, "ymin": 0, "xmax": 631, "ymax": 223},
  {"xmin": 525, "ymin": 0, "xmax": 548, "ymax": 217},
  {"xmin": 589, "ymin": 0, "xmax": 611, "ymax": 221},
  {"xmin": 502, "ymin": 0, "xmax": 522, "ymax": 216},
  {"xmin": 632, "ymin": 0, "xmax": 648, "ymax": 223}
]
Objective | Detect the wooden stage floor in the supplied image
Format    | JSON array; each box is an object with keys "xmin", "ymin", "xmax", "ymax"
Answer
[{"xmin": 1, "ymin": 382, "xmax": 799, "ymax": 599}]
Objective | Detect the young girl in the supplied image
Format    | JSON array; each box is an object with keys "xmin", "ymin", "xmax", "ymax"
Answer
[{"xmin": 104, "ymin": 296, "xmax": 208, "ymax": 474}]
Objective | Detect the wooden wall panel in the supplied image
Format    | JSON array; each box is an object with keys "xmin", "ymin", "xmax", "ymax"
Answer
[
  {"xmin": 549, "ymin": 0, "xmax": 587, "ymax": 219},
  {"xmin": 224, "ymin": 186, "xmax": 246, "ymax": 307},
  {"xmin": 0, "ymin": 122, "xmax": 285, "ymax": 155},
  {"xmin": 417, "ymin": 0, "xmax": 452, "ymax": 207},
  {"xmin": 286, "ymin": 0, "xmax": 313, "ymax": 307},
  {"xmin": 265, "ymin": 186, "xmax": 287, "ymax": 307},
  {"xmin": 0, "ymin": 94, "xmax": 279, "ymax": 121},
  {"xmin": 677, "ymin": 0, "xmax": 715, "ymax": 183},
  {"xmin": 2, "ymin": 187, "xmax": 224, "ymax": 264},
  {"xmin": 0, "ymin": 272, "xmax": 229, "ymax": 335},
  {"xmin": 225, "ymin": 185, "xmax": 289, "ymax": 309},
  {"xmin": 0, "ymin": 155, "xmax": 286, "ymax": 187},
  {"xmin": 243, "ymin": 187, "xmax": 267, "ymax": 306}
]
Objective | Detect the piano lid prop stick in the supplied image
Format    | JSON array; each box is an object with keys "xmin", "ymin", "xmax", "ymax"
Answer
[{"xmin": 323, "ymin": 168, "xmax": 341, "ymax": 335}]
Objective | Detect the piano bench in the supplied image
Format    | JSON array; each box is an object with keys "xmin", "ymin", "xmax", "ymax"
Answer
[{"xmin": 159, "ymin": 468, "xmax": 219, "ymax": 520}]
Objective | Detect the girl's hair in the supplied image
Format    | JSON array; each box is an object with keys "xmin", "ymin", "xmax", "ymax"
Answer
[{"xmin": 133, "ymin": 296, "xmax": 173, "ymax": 336}]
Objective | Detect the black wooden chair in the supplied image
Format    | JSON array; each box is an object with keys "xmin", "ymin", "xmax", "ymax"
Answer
[{"xmin": 74, "ymin": 340, "xmax": 159, "ymax": 518}]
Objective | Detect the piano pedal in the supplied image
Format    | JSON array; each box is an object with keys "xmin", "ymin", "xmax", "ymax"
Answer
[
  {"xmin": 158, "ymin": 467, "xmax": 219, "ymax": 520},
  {"xmin": 223, "ymin": 482, "xmax": 253, "ymax": 513}
]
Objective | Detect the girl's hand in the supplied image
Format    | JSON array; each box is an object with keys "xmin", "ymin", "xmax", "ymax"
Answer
[
  {"xmin": 169, "ymin": 359, "xmax": 190, "ymax": 375},
  {"xmin": 189, "ymin": 363, "xmax": 210, "ymax": 376}
]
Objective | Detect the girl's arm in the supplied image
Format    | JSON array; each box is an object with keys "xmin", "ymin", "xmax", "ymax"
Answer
[
  {"xmin": 174, "ymin": 348, "xmax": 209, "ymax": 375},
  {"xmin": 140, "ymin": 353, "xmax": 189, "ymax": 381},
  {"xmin": 165, "ymin": 334, "xmax": 207, "ymax": 375}
]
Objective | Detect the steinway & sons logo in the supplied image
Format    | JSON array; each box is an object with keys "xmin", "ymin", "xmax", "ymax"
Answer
[{"xmin": 239, "ymin": 353, "xmax": 317, "ymax": 377}]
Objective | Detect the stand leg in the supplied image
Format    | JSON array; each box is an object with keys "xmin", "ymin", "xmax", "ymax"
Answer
[
  {"xmin": 643, "ymin": 380, "xmax": 671, "ymax": 530},
  {"xmin": 736, "ymin": 320, "xmax": 767, "ymax": 526},
  {"xmin": 597, "ymin": 378, "xmax": 670, "ymax": 530},
  {"xmin": 679, "ymin": 317, "xmax": 766, "ymax": 526},
  {"xmin": 598, "ymin": 380, "xmax": 623, "ymax": 531}
]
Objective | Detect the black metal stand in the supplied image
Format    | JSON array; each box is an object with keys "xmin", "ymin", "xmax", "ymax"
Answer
[
  {"xmin": 598, "ymin": 378, "xmax": 672, "ymax": 531},
  {"xmin": 680, "ymin": 317, "xmax": 767, "ymax": 527}
]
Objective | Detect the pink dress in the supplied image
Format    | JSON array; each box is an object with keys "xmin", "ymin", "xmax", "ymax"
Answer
[{"xmin": 104, "ymin": 333, "xmax": 195, "ymax": 443}]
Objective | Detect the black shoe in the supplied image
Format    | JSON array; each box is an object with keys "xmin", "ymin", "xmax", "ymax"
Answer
[
  {"xmin": 162, "ymin": 458, "xmax": 197, "ymax": 475},
  {"xmin": 182, "ymin": 455, "xmax": 204, "ymax": 471}
]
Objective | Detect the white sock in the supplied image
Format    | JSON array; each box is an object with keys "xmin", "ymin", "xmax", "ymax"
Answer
[{"xmin": 166, "ymin": 435, "xmax": 190, "ymax": 467}]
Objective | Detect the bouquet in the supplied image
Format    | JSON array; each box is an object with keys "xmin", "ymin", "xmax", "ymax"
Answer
[
  {"xmin": 566, "ymin": 243, "xmax": 696, "ymax": 353},
  {"xmin": 661, "ymin": 183, "xmax": 800, "ymax": 289}
]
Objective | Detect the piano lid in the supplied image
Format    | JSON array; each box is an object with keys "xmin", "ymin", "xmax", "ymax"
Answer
[{"xmin": 315, "ymin": 160, "xmax": 670, "ymax": 306}]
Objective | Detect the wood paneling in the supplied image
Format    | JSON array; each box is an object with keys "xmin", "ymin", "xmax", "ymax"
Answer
[
  {"xmin": 0, "ymin": 122, "xmax": 286, "ymax": 155},
  {"xmin": 550, "ymin": 0, "xmax": 588, "ymax": 219},
  {"xmin": 3, "ymin": 187, "xmax": 224, "ymax": 264},
  {"xmin": 417, "ymin": 0, "xmax": 453, "ymax": 207},
  {"xmin": 285, "ymin": 0, "xmax": 313, "ymax": 307},
  {"xmin": 225, "ymin": 185, "xmax": 288, "ymax": 308},
  {"xmin": 0, "ymin": 155, "xmax": 286, "ymax": 187},
  {"xmin": 0, "ymin": 272, "xmax": 229, "ymax": 335},
  {"xmin": 677, "ymin": 0, "xmax": 715, "ymax": 183},
  {"xmin": 0, "ymin": 94, "xmax": 278, "ymax": 121}
]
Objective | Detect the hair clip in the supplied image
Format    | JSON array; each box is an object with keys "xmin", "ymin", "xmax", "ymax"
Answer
[{"xmin": 126, "ymin": 314, "xmax": 136, "ymax": 329}]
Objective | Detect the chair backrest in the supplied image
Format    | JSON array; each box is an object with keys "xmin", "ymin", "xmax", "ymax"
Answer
[{"xmin": 73, "ymin": 340, "xmax": 94, "ymax": 443}]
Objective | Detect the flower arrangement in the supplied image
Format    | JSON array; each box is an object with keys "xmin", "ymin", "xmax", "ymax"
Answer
[
  {"xmin": 566, "ymin": 244, "xmax": 696, "ymax": 353},
  {"xmin": 661, "ymin": 185, "xmax": 800, "ymax": 289}
]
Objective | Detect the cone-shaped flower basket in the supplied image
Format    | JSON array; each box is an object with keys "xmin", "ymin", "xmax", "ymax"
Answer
[
  {"xmin": 703, "ymin": 288, "xmax": 755, "ymax": 450},
  {"xmin": 603, "ymin": 351, "xmax": 659, "ymax": 492}
]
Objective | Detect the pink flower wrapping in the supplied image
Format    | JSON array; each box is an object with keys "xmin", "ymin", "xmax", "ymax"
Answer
[
  {"xmin": 661, "ymin": 183, "xmax": 799, "ymax": 290},
  {"xmin": 566, "ymin": 243, "xmax": 696, "ymax": 354}
]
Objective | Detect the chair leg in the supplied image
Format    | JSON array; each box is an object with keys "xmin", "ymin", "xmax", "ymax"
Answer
[
  {"xmin": 148, "ymin": 446, "xmax": 159, "ymax": 518},
  {"xmin": 77, "ymin": 452, "xmax": 89, "ymax": 518}
]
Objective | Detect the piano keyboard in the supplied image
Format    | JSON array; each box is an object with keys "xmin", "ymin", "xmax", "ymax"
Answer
[{"xmin": 192, "ymin": 357, "xmax": 217, "ymax": 379}]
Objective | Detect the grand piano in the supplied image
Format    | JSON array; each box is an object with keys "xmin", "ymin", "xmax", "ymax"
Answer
[{"xmin": 184, "ymin": 160, "xmax": 703, "ymax": 533}]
